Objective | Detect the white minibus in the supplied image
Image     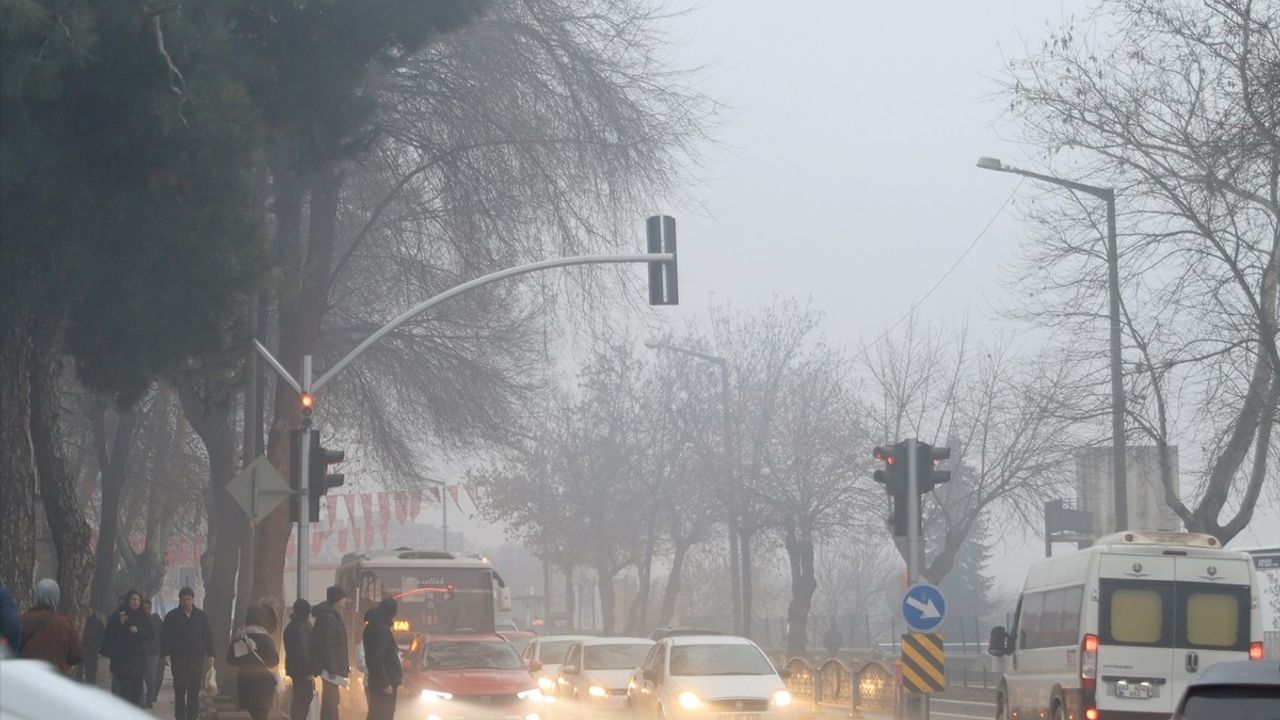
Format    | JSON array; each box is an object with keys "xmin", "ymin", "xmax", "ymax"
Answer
[{"xmin": 988, "ymin": 531, "xmax": 1265, "ymax": 720}]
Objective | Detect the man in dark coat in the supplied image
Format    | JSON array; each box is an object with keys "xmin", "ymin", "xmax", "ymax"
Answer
[
  {"xmin": 161, "ymin": 587, "xmax": 215, "ymax": 720},
  {"xmin": 284, "ymin": 599, "xmax": 314, "ymax": 720},
  {"xmin": 81, "ymin": 609, "xmax": 104, "ymax": 684},
  {"xmin": 311, "ymin": 586, "xmax": 350, "ymax": 720},
  {"xmin": 104, "ymin": 590, "xmax": 152, "ymax": 706},
  {"xmin": 362, "ymin": 598, "xmax": 402, "ymax": 720}
]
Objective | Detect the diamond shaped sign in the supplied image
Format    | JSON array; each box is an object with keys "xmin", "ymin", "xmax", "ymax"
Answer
[{"xmin": 227, "ymin": 455, "xmax": 292, "ymax": 524}]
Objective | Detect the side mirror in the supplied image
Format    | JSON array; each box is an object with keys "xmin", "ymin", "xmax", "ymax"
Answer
[
  {"xmin": 528, "ymin": 660, "xmax": 543, "ymax": 673},
  {"xmin": 988, "ymin": 626, "xmax": 1010, "ymax": 657},
  {"xmin": 643, "ymin": 669, "xmax": 659, "ymax": 683},
  {"xmin": 778, "ymin": 669, "xmax": 792, "ymax": 680}
]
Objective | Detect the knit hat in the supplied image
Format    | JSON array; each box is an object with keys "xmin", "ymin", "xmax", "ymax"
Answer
[
  {"xmin": 326, "ymin": 586, "xmax": 345, "ymax": 604},
  {"xmin": 378, "ymin": 597, "xmax": 397, "ymax": 620}
]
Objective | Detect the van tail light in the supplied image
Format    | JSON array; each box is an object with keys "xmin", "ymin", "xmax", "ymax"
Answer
[
  {"xmin": 1249, "ymin": 641, "xmax": 1264, "ymax": 660},
  {"xmin": 1081, "ymin": 634, "xmax": 1099, "ymax": 690}
]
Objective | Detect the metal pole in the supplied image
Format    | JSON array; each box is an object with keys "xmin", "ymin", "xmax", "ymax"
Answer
[
  {"xmin": 906, "ymin": 438, "xmax": 920, "ymax": 583},
  {"xmin": 718, "ymin": 360, "xmax": 743, "ymax": 636},
  {"xmin": 443, "ymin": 484, "xmax": 449, "ymax": 552},
  {"xmin": 1104, "ymin": 190, "xmax": 1127, "ymax": 532},
  {"xmin": 297, "ymin": 355, "xmax": 312, "ymax": 604}
]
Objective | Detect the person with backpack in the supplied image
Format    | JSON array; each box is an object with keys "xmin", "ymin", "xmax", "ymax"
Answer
[{"xmin": 227, "ymin": 604, "xmax": 281, "ymax": 720}]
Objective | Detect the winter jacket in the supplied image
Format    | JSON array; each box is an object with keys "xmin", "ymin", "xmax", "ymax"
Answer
[
  {"xmin": 143, "ymin": 613, "xmax": 163, "ymax": 656},
  {"xmin": 227, "ymin": 626, "xmax": 280, "ymax": 711},
  {"xmin": 0, "ymin": 585, "xmax": 20, "ymax": 652},
  {"xmin": 103, "ymin": 606, "xmax": 152, "ymax": 678},
  {"xmin": 283, "ymin": 617, "xmax": 312, "ymax": 680},
  {"xmin": 83, "ymin": 613, "xmax": 104, "ymax": 658},
  {"xmin": 161, "ymin": 606, "xmax": 215, "ymax": 673},
  {"xmin": 361, "ymin": 610, "xmax": 402, "ymax": 692},
  {"xmin": 309, "ymin": 602, "xmax": 349, "ymax": 678},
  {"xmin": 19, "ymin": 607, "xmax": 84, "ymax": 675}
]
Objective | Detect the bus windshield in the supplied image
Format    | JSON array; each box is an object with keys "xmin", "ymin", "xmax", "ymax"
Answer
[{"xmin": 363, "ymin": 567, "xmax": 495, "ymax": 634}]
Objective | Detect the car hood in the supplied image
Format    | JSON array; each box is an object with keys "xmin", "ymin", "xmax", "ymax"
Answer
[
  {"xmin": 413, "ymin": 669, "xmax": 538, "ymax": 696},
  {"xmin": 666, "ymin": 674, "xmax": 785, "ymax": 700},
  {"xmin": 581, "ymin": 669, "xmax": 636, "ymax": 690}
]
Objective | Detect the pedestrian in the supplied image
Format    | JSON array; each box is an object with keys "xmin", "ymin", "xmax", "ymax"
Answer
[
  {"xmin": 227, "ymin": 604, "xmax": 281, "ymax": 720},
  {"xmin": 823, "ymin": 622, "xmax": 844, "ymax": 657},
  {"xmin": 161, "ymin": 586, "xmax": 216, "ymax": 720},
  {"xmin": 311, "ymin": 586, "xmax": 350, "ymax": 720},
  {"xmin": 81, "ymin": 608, "xmax": 104, "ymax": 685},
  {"xmin": 18, "ymin": 578, "xmax": 84, "ymax": 675},
  {"xmin": 284, "ymin": 599, "xmax": 315, "ymax": 720},
  {"xmin": 142, "ymin": 598, "xmax": 164, "ymax": 707},
  {"xmin": 362, "ymin": 598, "xmax": 401, "ymax": 720},
  {"xmin": 0, "ymin": 583, "xmax": 21, "ymax": 653},
  {"xmin": 103, "ymin": 589, "xmax": 152, "ymax": 706}
]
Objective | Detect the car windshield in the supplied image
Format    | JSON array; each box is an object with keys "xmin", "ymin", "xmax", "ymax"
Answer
[
  {"xmin": 505, "ymin": 636, "xmax": 533, "ymax": 655},
  {"xmin": 537, "ymin": 640, "xmax": 575, "ymax": 665},
  {"xmin": 584, "ymin": 644, "xmax": 651, "ymax": 670},
  {"xmin": 425, "ymin": 641, "xmax": 523, "ymax": 670},
  {"xmin": 1182, "ymin": 687, "xmax": 1280, "ymax": 720},
  {"xmin": 669, "ymin": 644, "xmax": 775, "ymax": 676}
]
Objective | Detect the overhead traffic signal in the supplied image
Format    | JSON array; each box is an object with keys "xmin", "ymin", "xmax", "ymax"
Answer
[
  {"xmin": 916, "ymin": 442, "xmax": 952, "ymax": 493},
  {"xmin": 647, "ymin": 215, "xmax": 678, "ymax": 305},
  {"xmin": 872, "ymin": 439, "xmax": 951, "ymax": 537},
  {"xmin": 873, "ymin": 444, "xmax": 907, "ymax": 493}
]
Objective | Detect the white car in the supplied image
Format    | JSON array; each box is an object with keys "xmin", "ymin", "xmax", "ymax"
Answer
[
  {"xmin": 521, "ymin": 634, "xmax": 593, "ymax": 695},
  {"xmin": 554, "ymin": 637, "xmax": 654, "ymax": 717},
  {"xmin": 0, "ymin": 659, "xmax": 153, "ymax": 720},
  {"xmin": 627, "ymin": 635, "xmax": 794, "ymax": 720}
]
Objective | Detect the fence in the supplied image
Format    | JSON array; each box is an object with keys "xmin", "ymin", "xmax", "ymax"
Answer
[{"xmin": 782, "ymin": 657, "xmax": 896, "ymax": 714}]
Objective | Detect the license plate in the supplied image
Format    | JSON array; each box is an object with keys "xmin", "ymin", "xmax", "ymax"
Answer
[
  {"xmin": 1115, "ymin": 682, "xmax": 1153, "ymax": 699},
  {"xmin": 719, "ymin": 715, "xmax": 761, "ymax": 720}
]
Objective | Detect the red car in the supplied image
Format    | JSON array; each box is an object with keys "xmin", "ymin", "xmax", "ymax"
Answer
[{"xmin": 404, "ymin": 633, "xmax": 548, "ymax": 720}]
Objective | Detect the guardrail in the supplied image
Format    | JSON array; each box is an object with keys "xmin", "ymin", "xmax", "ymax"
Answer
[{"xmin": 782, "ymin": 657, "xmax": 896, "ymax": 714}]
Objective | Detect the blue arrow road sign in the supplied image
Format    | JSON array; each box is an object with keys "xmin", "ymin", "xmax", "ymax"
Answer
[{"xmin": 902, "ymin": 583, "xmax": 946, "ymax": 632}]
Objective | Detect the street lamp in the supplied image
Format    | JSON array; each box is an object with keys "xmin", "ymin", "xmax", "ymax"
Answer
[
  {"xmin": 644, "ymin": 339, "xmax": 744, "ymax": 635},
  {"xmin": 977, "ymin": 156, "xmax": 1127, "ymax": 532}
]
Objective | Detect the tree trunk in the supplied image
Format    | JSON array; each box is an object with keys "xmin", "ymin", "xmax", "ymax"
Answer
[
  {"xmin": 0, "ymin": 314, "xmax": 38, "ymax": 607},
  {"xmin": 176, "ymin": 379, "xmax": 240, "ymax": 688},
  {"xmin": 596, "ymin": 561, "xmax": 617, "ymax": 636},
  {"xmin": 626, "ymin": 516, "xmax": 659, "ymax": 635},
  {"xmin": 740, "ymin": 526, "xmax": 755, "ymax": 638},
  {"xmin": 657, "ymin": 540, "xmax": 691, "ymax": 627},
  {"xmin": 89, "ymin": 401, "xmax": 139, "ymax": 611},
  {"xmin": 784, "ymin": 526, "xmax": 817, "ymax": 658},
  {"xmin": 31, "ymin": 336, "xmax": 94, "ymax": 620}
]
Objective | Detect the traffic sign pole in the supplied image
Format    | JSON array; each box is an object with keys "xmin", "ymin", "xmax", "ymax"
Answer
[{"xmin": 907, "ymin": 437, "xmax": 920, "ymax": 583}]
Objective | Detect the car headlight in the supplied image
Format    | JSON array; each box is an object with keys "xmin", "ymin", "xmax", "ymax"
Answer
[
  {"xmin": 588, "ymin": 685, "xmax": 608, "ymax": 698},
  {"xmin": 771, "ymin": 690, "xmax": 793, "ymax": 707},
  {"xmin": 537, "ymin": 677, "xmax": 555, "ymax": 691},
  {"xmin": 517, "ymin": 688, "xmax": 546, "ymax": 702},
  {"xmin": 677, "ymin": 691, "xmax": 704, "ymax": 709},
  {"xmin": 419, "ymin": 689, "xmax": 453, "ymax": 703}
]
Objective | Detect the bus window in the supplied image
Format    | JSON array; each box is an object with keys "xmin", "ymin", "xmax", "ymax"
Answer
[
  {"xmin": 1059, "ymin": 586, "xmax": 1083, "ymax": 646},
  {"xmin": 1019, "ymin": 592, "xmax": 1044, "ymax": 649},
  {"xmin": 1039, "ymin": 589, "xmax": 1065, "ymax": 648}
]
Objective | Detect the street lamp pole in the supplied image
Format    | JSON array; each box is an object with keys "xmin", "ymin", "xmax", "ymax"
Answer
[
  {"xmin": 977, "ymin": 157, "xmax": 1127, "ymax": 531},
  {"xmin": 644, "ymin": 340, "xmax": 743, "ymax": 636}
]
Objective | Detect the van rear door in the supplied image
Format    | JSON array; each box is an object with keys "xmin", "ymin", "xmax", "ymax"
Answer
[
  {"xmin": 1171, "ymin": 557, "xmax": 1253, "ymax": 700},
  {"xmin": 1096, "ymin": 553, "xmax": 1177, "ymax": 716}
]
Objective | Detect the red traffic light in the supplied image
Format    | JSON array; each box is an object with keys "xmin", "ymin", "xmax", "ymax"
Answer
[{"xmin": 301, "ymin": 392, "xmax": 315, "ymax": 411}]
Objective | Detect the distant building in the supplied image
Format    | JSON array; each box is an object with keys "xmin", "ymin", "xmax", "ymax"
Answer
[{"xmin": 1076, "ymin": 446, "xmax": 1182, "ymax": 537}]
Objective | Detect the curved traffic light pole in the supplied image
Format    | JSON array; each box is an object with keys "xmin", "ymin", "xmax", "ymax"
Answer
[{"xmin": 253, "ymin": 250, "xmax": 677, "ymax": 600}]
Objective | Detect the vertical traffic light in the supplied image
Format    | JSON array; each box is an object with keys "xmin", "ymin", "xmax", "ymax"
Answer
[
  {"xmin": 307, "ymin": 430, "xmax": 345, "ymax": 522},
  {"xmin": 873, "ymin": 443, "xmax": 911, "ymax": 536},
  {"xmin": 916, "ymin": 442, "xmax": 951, "ymax": 493},
  {"xmin": 647, "ymin": 215, "xmax": 678, "ymax": 305}
]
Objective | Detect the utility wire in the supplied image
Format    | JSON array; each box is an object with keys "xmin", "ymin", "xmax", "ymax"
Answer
[{"xmin": 862, "ymin": 177, "xmax": 1026, "ymax": 352}]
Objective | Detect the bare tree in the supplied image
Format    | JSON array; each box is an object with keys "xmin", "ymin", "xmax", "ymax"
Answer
[{"xmin": 999, "ymin": 0, "xmax": 1278, "ymax": 541}]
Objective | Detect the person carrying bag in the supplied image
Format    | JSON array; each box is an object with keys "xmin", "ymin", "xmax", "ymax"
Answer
[{"xmin": 227, "ymin": 605, "xmax": 281, "ymax": 720}]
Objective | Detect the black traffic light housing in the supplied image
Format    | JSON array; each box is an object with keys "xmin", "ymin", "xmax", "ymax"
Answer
[
  {"xmin": 916, "ymin": 442, "xmax": 952, "ymax": 493},
  {"xmin": 291, "ymin": 429, "xmax": 345, "ymax": 522},
  {"xmin": 872, "ymin": 444, "xmax": 907, "ymax": 493},
  {"xmin": 872, "ymin": 440, "xmax": 951, "ymax": 537},
  {"xmin": 647, "ymin": 215, "xmax": 678, "ymax": 305}
]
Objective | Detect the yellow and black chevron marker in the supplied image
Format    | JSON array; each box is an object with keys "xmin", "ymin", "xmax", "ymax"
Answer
[{"xmin": 900, "ymin": 632, "xmax": 946, "ymax": 694}]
